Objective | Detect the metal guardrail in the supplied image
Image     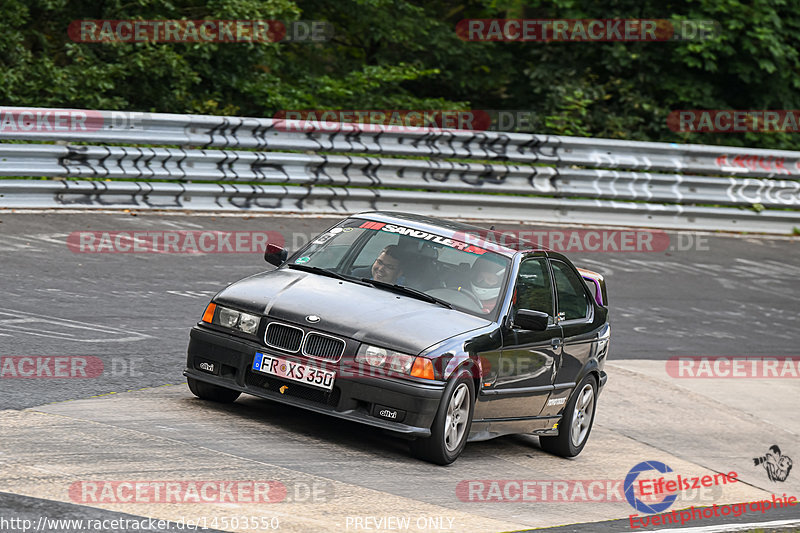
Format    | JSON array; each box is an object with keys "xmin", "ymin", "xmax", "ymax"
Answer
[
  {"xmin": 0, "ymin": 107, "xmax": 798, "ymax": 233},
  {"xmin": 4, "ymin": 180, "xmax": 797, "ymax": 234}
]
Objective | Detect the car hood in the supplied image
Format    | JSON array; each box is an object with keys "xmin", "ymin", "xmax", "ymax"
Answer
[{"xmin": 213, "ymin": 268, "xmax": 492, "ymax": 355}]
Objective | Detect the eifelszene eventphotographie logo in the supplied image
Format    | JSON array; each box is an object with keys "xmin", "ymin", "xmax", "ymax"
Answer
[{"xmin": 624, "ymin": 461, "xmax": 739, "ymax": 514}]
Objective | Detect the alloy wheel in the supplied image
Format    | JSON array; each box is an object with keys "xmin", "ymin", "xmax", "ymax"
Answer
[
  {"xmin": 444, "ymin": 383, "xmax": 469, "ymax": 452},
  {"xmin": 570, "ymin": 383, "xmax": 595, "ymax": 447}
]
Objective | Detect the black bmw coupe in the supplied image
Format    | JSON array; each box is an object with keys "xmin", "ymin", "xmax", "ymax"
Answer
[{"xmin": 185, "ymin": 212, "xmax": 610, "ymax": 464}]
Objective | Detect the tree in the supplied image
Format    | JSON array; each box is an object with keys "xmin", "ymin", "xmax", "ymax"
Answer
[{"xmin": 1, "ymin": 0, "xmax": 799, "ymax": 149}]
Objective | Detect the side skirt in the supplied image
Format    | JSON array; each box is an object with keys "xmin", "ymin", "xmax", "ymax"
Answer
[{"xmin": 467, "ymin": 415, "xmax": 561, "ymax": 442}]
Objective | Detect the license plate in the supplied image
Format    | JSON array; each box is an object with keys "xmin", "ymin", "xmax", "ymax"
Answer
[{"xmin": 252, "ymin": 352, "xmax": 335, "ymax": 391}]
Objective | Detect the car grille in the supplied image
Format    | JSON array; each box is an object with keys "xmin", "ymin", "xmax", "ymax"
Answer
[
  {"xmin": 302, "ymin": 332, "xmax": 345, "ymax": 362},
  {"xmin": 265, "ymin": 323, "xmax": 303, "ymax": 352},
  {"xmin": 263, "ymin": 321, "xmax": 346, "ymax": 362},
  {"xmin": 246, "ymin": 371, "xmax": 341, "ymax": 407}
]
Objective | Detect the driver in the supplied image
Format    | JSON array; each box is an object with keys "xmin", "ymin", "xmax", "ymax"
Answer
[{"xmin": 468, "ymin": 256, "xmax": 507, "ymax": 313}]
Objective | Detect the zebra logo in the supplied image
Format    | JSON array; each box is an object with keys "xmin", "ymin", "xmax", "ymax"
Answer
[{"xmin": 753, "ymin": 445, "xmax": 793, "ymax": 482}]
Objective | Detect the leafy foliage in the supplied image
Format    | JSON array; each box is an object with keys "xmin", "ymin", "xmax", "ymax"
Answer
[{"xmin": 1, "ymin": 0, "xmax": 799, "ymax": 148}]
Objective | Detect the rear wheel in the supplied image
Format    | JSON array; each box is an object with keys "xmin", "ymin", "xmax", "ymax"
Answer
[
  {"xmin": 539, "ymin": 374, "xmax": 597, "ymax": 457},
  {"xmin": 410, "ymin": 369, "xmax": 475, "ymax": 465},
  {"xmin": 187, "ymin": 376, "xmax": 241, "ymax": 403}
]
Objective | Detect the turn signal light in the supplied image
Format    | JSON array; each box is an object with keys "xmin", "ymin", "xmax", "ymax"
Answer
[
  {"xmin": 410, "ymin": 357, "xmax": 435, "ymax": 380},
  {"xmin": 202, "ymin": 302, "xmax": 216, "ymax": 323}
]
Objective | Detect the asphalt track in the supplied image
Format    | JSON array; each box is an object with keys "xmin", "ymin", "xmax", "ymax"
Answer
[{"xmin": 0, "ymin": 212, "xmax": 798, "ymax": 533}]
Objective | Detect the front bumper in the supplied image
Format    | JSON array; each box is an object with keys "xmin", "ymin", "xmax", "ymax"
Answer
[{"xmin": 184, "ymin": 325, "xmax": 445, "ymax": 437}]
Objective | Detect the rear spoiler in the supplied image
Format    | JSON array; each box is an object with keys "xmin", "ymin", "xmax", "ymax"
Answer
[{"xmin": 577, "ymin": 267, "xmax": 608, "ymax": 307}]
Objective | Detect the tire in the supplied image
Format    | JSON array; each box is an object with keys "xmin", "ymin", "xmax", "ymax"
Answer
[
  {"xmin": 410, "ymin": 369, "xmax": 475, "ymax": 465},
  {"xmin": 187, "ymin": 376, "xmax": 241, "ymax": 403},
  {"xmin": 540, "ymin": 374, "xmax": 597, "ymax": 458}
]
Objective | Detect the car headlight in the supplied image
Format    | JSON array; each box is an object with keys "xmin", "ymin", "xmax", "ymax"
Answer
[
  {"xmin": 359, "ymin": 345, "xmax": 388, "ymax": 366},
  {"xmin": 237, "ymin": 313, "xmax": 260, "ymax": 335},
  {"xmin": 219, "ymin": 307, "xmax": 240, "ymax": 329},
  {"xmin": 202, "ymin": 302, "xmax": 260, "ymax": 335},
  {"xmin": 355, "ymin": 344, "xmax": 427, "ymax": 377}
]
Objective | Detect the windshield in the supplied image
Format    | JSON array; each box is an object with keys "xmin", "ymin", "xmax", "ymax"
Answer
[{"xmin": 288, "ymin": 218, "xmax": 511, "ymax": 319}]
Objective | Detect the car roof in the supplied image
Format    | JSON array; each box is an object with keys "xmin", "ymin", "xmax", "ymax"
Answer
[{"xmin": 351, "ymin": 211, "xmax": 550, "ymax": 257}]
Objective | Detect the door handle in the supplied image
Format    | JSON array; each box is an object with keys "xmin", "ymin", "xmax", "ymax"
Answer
[{"xmin": 551, "ymin": 338, "xmax": 562, "ymax": 348}]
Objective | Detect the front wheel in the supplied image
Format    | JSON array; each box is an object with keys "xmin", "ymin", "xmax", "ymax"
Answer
[
  {"xmin": 187, "ymin": 376, "xmax": 241, "ymax": 403},
  {"xmin": 540, "ymin": 374, "xmax": 597, "ymax": 457},
  {"xmin": 410, "ymin": 369, "xmax": 475, "ymax": 465}
]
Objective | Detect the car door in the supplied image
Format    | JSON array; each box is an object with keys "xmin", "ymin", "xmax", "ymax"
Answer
[
  {"xmin": 481, "ymin": 254, "xmax": 563, "ymax": 419},
  {"xmin": 539, "ymin": 258, "xmax": 597, "ymax": 417}
]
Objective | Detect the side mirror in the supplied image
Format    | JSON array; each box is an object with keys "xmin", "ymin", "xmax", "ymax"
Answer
[
  {"xmin": 513, "ymin": 309, "xmax": 550, "ymax": 331},
  {"xmin": 264, "ymin": 243, "xmax": 288, "ymax": 267}
]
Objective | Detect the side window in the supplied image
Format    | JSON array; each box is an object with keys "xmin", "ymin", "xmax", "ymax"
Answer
[
  {"xmin": 512, "ymin": 257, "xmax": 553, "ymax": 316},
  {"xmin": 551, "ymin": 260, "xmax": 589, "ymax": 320}
]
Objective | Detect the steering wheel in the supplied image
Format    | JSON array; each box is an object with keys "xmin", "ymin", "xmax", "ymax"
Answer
[{"xmin": 425, "ymin": 288, "xmax": 484, "ymax": 312}]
